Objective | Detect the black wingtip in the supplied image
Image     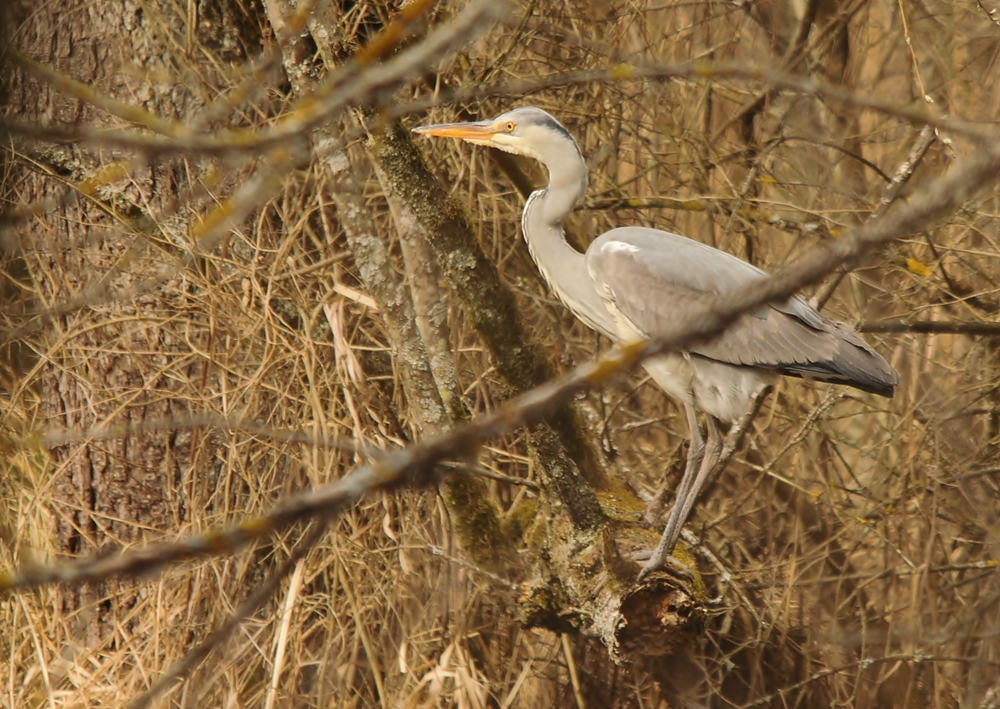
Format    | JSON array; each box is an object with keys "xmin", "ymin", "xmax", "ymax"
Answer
[
  {"xmin": 841, "ymin": 343, "xmax": 899, "ymax": 398},
  {"xmin": 781, "ymin": 344, "xmax": 899, "ymax": 398},
  {"xmin": 814, "ymin": 321, "xmax": 899, "ymax": 398},
  {"xmin": 851, "ymin": 377, "xmax": 897, "ymax": 399}
]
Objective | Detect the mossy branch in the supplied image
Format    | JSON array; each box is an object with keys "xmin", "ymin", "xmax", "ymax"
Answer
[
  {"xmin": 265, "ymin": 0, "xmax": 515, "ymax": 576},
  {"xmin": 323, "ymin": 144, "xmax": 516, "ymax": 575}
]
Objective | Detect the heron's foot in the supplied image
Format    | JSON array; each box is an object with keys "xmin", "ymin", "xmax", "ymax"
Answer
[{"xmin": 633, "ymin": 550, "xmax": 695, "ymax": 583}]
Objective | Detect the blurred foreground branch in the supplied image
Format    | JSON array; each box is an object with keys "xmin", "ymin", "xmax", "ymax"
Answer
[
  {"xmin": 5, "ymin": 125, "xmax": 999, "ymax": 599},
  {"xmin": 0, "ymin": 0, "xmax": 503, "ymax": 157},
  {"xmin": 3, "ymin": 57, "xmax": 985, "ymax": 160}
]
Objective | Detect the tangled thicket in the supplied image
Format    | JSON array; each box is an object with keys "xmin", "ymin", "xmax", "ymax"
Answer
[{"xmin": 4, "ymin": 0, "xmax": 1000, "ymax": 706}]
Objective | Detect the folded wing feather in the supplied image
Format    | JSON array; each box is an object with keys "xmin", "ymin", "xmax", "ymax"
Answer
[{"xmin": 586, "ymin": 227, "xmax": 898, "ymax": 397}]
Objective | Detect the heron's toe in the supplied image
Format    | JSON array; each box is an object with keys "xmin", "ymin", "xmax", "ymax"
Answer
[{"xmin": 636, "ymin": 552, "xmax": 695, "ymax": 583}]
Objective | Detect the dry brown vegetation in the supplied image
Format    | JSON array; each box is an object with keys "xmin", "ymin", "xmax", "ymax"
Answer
[{"xmin": 4, "ymin": 0, "xmax": 1000, "ymax": 706}]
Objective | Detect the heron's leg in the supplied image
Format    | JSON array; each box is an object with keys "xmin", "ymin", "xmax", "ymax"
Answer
[
  {"xmin": 666, "ymin": 416, "xmax": 722, "ymax": 548},
  {"xmin": 638, "ymin": 416, "xmax": 723, "ymax": 581},
  {"xmin": 667, "ymin": 403, "xmax": 707, "ymax": 524},
  {"xmin": 646, "ymin": 402, "xmax": 704, "ymax": 525}
]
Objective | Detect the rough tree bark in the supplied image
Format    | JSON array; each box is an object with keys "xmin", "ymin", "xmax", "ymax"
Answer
[{"xmin": 2, "ymin": 0, "xmax": 262, "ymax": 645}]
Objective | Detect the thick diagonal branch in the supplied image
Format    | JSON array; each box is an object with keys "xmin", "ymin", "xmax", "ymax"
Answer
[
  {"xmin": 7, "ymin": 113, "xmax": 1000, "ymax": 660},
  {"xmin": 264, "ymin": 0, "xmax": 513, "ymax": 576}
]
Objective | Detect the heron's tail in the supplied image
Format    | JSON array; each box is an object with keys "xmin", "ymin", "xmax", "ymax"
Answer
[{"xmin": 780, "ymin": 322, "xmax": 898, "ymax": 398}]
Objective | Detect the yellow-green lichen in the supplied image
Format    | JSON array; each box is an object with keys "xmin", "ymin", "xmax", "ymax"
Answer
[
  {"xmin": 501, "ymin": 496, "xmax": 539, "ymax": 545},
  {"xmin": 441, "ymin": 475, "xmax": 517, "ymax": 576}
]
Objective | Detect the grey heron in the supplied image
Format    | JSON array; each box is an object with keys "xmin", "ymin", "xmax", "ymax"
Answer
[{"xmin": 413, "ymin": 107, "xmax": 898, "ymax": 581}]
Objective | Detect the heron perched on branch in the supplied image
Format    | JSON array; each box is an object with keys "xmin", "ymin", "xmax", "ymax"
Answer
[{"xmin": 414, "ymin": 107, "xmax": 898, "ymax": 581}]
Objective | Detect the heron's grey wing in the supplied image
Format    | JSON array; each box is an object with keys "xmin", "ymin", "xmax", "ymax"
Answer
[{"xmin": 587, "ymin": 228, "xmax": 898, "ymax": 397}]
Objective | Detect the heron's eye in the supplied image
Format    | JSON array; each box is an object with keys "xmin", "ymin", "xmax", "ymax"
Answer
[{"xmin": 505, "ymin": 122, "xmax": 515, "ymax": 132}]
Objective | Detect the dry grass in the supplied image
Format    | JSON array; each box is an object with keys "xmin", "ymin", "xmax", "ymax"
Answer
[{"xmin": 4, "ymin": 0, "xmax": 1000, "ymax": 706}]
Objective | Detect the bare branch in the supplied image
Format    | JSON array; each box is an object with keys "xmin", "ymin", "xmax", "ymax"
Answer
[
  {"xmin": 389, "ymin": 62, "xmax": 992, "ymax": 142},
  {"xmin": 812, "ymin": 124, "xmax": 938, "ymax": 309},
  {"xmin": 859, "ymin": 319, "xmax": 1000, "ymax": 335},
  {"xmin": 4, "ymin": 129, "xmax": 999, "ymax": 594}
]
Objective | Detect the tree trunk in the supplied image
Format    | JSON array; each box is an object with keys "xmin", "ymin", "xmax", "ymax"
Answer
[{"xmin": 3, "ymin": 0, "xmax": 262, "ymax": 646}]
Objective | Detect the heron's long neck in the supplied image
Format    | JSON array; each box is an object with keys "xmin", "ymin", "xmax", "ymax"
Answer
[{"xmin": 521, "ymin": 154, "xmax": 618, "ymax": 337}]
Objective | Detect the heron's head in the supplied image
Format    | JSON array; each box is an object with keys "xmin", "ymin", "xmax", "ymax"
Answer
[{"xmin": 412, "ymin": 107, "xmax": 577, "ymax": 165}]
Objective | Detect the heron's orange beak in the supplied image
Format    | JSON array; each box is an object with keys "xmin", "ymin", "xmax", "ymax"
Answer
[{"xmin": 411, "ymin": 121, "xmax": 499, "ymax": 142}]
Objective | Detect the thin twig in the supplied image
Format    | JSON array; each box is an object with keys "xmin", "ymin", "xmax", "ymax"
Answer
[
  {"xmin": 561, "ymin": 633, "xmax": 588, "ymax": 709},
  {"xmin": 708, "ymin": 387, "xmax": 773, "ymax": 491},
  {"xmin": 741, "ymin": 653, "xmax": 947, "ymax": 708},
  {"xmin": 812, "ymin": 124, "xmax": 937, "ymax": 309},
  {"xmin": 426, "ymin": 545, "xmax": 520, "ymax": 590},
  {"xmin": 439, "ymin": 461, "xmax": 541, "ymax": 490},
  {"xmin": 38, "ymin": 413, "xmax": 363, "ymax": 452},
  {"xmin": 264, "ymin": 550, "xmax": 307, "ymax": 709},
  {"xmin": 586, "ymin": 194, "xmax": 840, "ymax": 241},
  {"xmin": 859, "ymin": 320, "xmax": 1000, "ymax": 335}
]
